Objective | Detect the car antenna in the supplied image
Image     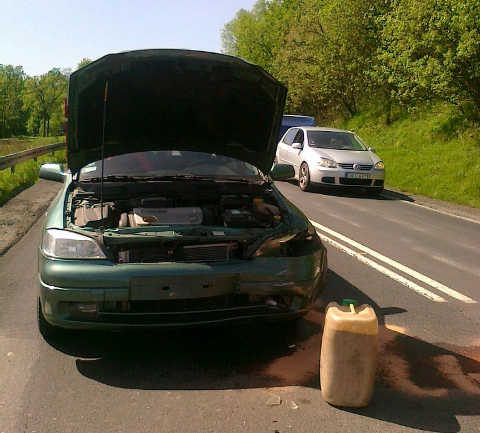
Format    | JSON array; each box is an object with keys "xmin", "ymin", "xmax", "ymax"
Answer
[{"xmin": 100, "ymin": 82, "xmax": 109, "ymax": 229}]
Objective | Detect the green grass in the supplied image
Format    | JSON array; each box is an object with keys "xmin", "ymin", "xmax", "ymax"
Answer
[
  {"xmin": 340, "ymin": 104, "xmax": 480, "ymax": 208},
  {"xmin": 0, "ymin": 150, "xmax": 66, "ymax": 205}
]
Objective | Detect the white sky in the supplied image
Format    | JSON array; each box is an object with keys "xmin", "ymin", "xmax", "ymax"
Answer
[{"xmin": 1, "ymin": 0, "xmax": 257, "ymax": 77}]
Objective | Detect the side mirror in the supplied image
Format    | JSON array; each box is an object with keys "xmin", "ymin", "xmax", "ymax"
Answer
[
  {"xmin": 270, "ymin": 163, "xmax": 295, "ymax": 180},
  {"xmin": 368, "ymin": 147, "xmax": 377, "ymax": 154},
  {"xmin": 292, "ymin": 142, "xmax": 303, "ymax": 150},
  {"xmin": 39, "ymin": 163, "xmax": 66, "ymax": 183}
]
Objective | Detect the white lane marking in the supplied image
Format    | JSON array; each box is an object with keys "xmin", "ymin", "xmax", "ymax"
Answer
[
  {"xmin": 431, "ymin": 254, "xmax": 480, "ymax": 277},
  {"xmin": 385, "ymin": 195, "xmax": 480, "ymax": 225},
  {"xmin": 311, "ymin": 220, "xmax": 477, "ymax": 304},
  {"xmin": 318, "ymin": 232, "xmax": 447, "ymax": 303}
]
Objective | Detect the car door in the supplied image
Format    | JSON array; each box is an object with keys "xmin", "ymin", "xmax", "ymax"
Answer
[
  {"xmin": 286, "ymin": 129, "xmax": 305, "ymax": 177},
  {"xmin": 277, "ymin": 128, "xmax": 298, "ymax": 165}
]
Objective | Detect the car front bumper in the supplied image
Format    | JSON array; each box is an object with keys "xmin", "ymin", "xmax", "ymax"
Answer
[{"xmin": 38, "ymin": 249, "xmax": 328, "ymax": 330}]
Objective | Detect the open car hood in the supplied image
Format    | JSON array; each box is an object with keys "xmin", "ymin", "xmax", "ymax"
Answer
[{"xmin": 67, "ymin": 49, "xmax": 287, "ymax": 175}]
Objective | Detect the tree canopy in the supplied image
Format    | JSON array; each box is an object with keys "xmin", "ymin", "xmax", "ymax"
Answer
[
  {"xmin": 0, "ymin": 65, "xmax": 28, "ymax": 137},
  {"xmin": 222, "ymin": 0, "xmax": 480, "ymax": 124},
  {"xmin": 0, "ymin": 57, "xmax": 89, "ymax": 138},
  {"xmin": 24, "ymin": 69, "xmax": 68, "ymax": 137}
]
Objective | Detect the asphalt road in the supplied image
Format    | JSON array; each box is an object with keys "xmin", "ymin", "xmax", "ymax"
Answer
[{"xmin": 1, "ymin": 180, "xmax": 479, "ymax": 433}]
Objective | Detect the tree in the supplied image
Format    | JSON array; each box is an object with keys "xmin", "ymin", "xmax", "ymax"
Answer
[
  {"xmin": 76, "ymin": 58, "xmax": 93, "ymax": 70},
  {"xmin": 276, "ymin": 0, "xmax": 386, "ymax": 120},
  {"xmin": 24, "ymin": 69, "xmax": 68, "ymax": 137},
  {"xmin": 222, "ymin": 1, "xmax": 275, "ymax": 71},
  {"xmin": 379, "ymin": 0, "xmax": 480, "ymax": 117},
  {"xmin": 223, "ymin": 0, "xmax": 387, "ymax": 121},
  {"xmin": 0, "ymin": 65, "xmax": 28, "ymax": 137}
]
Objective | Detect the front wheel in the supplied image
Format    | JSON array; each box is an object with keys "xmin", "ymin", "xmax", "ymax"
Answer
[{"xmin": 299, "ymin": 163, "xmax": 312, "ymax": 192}]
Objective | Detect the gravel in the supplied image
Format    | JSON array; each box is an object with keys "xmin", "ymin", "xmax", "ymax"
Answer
[{"xmin": 0, "ymin": 180, "xmax": 62, "ymax": 256}]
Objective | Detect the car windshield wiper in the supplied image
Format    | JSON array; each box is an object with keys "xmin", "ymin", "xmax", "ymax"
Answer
[
  {"xmin": 80, "ymin": 174, "xmax": 218, "ymax": 183},
  {"xmin": 212, "ymin": 177, "xmax": 256, "ymax": 183},
  {"xmin": 80, "ymin": 175, "xmax": 140, "ymax": 183}
]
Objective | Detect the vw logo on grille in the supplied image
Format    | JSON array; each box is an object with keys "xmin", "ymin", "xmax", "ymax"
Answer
[{"xmin": 353, "ymin": 164, "xmax": 360, "ymax": 170}]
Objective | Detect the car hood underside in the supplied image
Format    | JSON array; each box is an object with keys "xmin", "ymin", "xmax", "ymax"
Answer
[{"xmin": 67, "ymin": 49, "xmax": 287, "ymax": 175}]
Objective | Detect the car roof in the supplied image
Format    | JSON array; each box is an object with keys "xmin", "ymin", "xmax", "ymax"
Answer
[{"xmin": 295, "ymin": 126, "xmax": 355, "ymax": 134}]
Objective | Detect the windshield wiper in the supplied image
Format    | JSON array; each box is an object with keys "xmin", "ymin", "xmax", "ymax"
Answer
[
  {"xmin": 80, "ymin": 174, "xmax": 260, "ymax": 184},
  {"xmin": 80, "ymin": 174, "xmax": 217, "ymax": 183},
  {"xmin": 212, "ymin": 177, "xmax": 256, "ymax": 183},
  {"xmin": 80, "ymin": 175, "xmax": 139, "ymax": 183}
]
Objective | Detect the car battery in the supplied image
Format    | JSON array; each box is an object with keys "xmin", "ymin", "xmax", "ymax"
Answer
[{"xmin": 223, "ymin": 209, "xmax": 258, "ymax": 228}]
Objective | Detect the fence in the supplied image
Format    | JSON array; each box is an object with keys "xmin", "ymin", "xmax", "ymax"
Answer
[{"xmin": 0, "ymin": 142, "xmax": 66, "ymax": 173}]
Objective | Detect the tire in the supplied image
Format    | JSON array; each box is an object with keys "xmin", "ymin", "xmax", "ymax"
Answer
[
  {"xmin": 299, "ymin": 163, "xmax": 312, "ymax": 192},
  {"xmin": 365, "ymin": 186, "xmax": 384, "ymax": 197},
  {"xmin": 37, "ymin": 297, "xmax": 60, "ymax": 339}
]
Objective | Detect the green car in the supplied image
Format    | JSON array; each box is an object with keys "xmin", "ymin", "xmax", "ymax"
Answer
[{"xmin": 37, "ymin": 49, "xmax": 328, "ymax": 337}]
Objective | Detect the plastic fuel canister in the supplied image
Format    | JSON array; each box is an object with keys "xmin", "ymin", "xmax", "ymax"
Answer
[{"xmin": 320, "ymin": 299, "xmax": 378, "ymax": 407}]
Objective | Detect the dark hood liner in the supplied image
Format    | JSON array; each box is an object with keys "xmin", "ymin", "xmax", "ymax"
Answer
[{"xmin": 67, "ymin": 49, "xmax": 287, "ymax": 175}]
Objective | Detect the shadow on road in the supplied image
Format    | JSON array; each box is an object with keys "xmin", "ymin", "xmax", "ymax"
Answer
[
  {"xmin": 46, "ymin": 270, "xmax": 480, "ymax": 432},
  {"xmin": 280, "ymin": 178, "xmax": 404, "ymax": 201}
]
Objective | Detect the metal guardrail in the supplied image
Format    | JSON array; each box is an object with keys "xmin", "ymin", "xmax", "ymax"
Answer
[{"xmin": 0, "ymin": 142, "xmax": 66, "ymax": 173}]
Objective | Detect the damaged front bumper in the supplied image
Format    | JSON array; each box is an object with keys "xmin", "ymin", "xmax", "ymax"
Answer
[{"xmin": 38, "ymin": 249, "xmax": 327, "ymax": 330}]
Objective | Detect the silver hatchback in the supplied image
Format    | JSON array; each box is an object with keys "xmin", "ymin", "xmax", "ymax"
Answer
[{"xmin": 276, "ymin": 127, "xmax": 385, "ymax": 195}]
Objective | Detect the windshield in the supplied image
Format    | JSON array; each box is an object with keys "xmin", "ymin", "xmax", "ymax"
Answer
[
  {"xmin": 78, "ymin": 150, "xmax": 263, "ymax": 182},
  {"xmin": 307, "ymin": 131, "xmax": 367, "ymax": 151}
]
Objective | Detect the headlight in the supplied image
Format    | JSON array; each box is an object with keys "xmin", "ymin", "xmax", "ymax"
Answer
[
  {"xmin": 254, "ymin": 230, "xmax": 322, "ymax": 258},
  {"xmin": 318, "ymin": 157, "xmax": 338, "ymax": 168},
  {"xmin": 42, "ymin": 229, "xmax": 106, "ymax": 259},
  {"xmin": 374, "ymin": 161, "xmax": 385, "ymax": 170}
]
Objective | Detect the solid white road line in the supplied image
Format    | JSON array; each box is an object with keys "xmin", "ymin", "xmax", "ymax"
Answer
[{"xmin": 311, "ymin": 220, "xmax": 477, "ymax": 304}]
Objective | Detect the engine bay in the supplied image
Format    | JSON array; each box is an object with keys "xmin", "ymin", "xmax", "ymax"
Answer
[
  {"xmin": 67, "ymin": 185, "xmax": 287, "ymax": 264},
  {"xmin": 70, "ymin": 189, "xmax": 283, "ymax": 230}
]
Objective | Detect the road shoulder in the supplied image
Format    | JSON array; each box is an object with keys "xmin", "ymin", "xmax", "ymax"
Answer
[{"xmin": 0, "ymin": 180, "xmax": 62, "ymax": 256}]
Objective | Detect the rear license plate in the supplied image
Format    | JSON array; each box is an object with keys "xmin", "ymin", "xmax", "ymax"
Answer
[{"xmin": 345, "ymin": 173, "xmax": 370, "ymax": 179}]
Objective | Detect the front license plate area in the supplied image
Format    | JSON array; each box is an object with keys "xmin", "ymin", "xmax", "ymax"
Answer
[
  {"xmin": 345, "ymin": 173, "xmax": 370, "ymax": 179},
  {"xmin": 130, "ymin": 275, "xmax": 238, "ymax": 300}
]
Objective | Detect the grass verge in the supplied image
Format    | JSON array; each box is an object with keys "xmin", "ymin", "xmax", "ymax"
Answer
[
  {"xmin": 0, "ymin": 136, "xmax": 65, "ymax": 157},
  {"xmin": 340, "ymin": 103, "xmax": 480, "ymax": 208},
  {"xmin": 0, "ymin": 150, "xmax": 66, "ymax": 205}
]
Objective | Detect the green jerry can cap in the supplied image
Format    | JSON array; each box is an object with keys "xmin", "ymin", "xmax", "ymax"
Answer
[{"xmin": 342, "ymin": 299, "xmax": 358, "ymax": 307}]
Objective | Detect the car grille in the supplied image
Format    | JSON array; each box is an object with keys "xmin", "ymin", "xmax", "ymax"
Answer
[
  {"xmin": 127, "ymin": 242, "xmax": 238, "ymax": 263},
  {"xmin": 338, "ymin": 163, "xmax": 373, "ymax": 170},
  {"xmin": 183, "ymin": 243, "xmax": 231, "ymax": 262}
]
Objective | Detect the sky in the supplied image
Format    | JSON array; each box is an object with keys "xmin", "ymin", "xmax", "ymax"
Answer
[{"xmin": 1, "ymin": 0, "xmax": 258, "ymax": 77}]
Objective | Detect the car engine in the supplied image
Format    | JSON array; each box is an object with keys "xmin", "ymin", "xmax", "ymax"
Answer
[{"xmin": 68, "ymin": 188, "xmax": 285, "ymax": 264}]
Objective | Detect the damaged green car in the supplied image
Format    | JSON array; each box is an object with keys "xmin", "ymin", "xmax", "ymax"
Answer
[{"xmin": 37, "ymin": 49, "xmax": 328, "ymax": 337}]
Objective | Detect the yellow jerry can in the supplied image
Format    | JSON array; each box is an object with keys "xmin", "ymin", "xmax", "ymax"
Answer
[{"xmin": 320, "ymin": 299, "xmax": 378, "ymax": 407}]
